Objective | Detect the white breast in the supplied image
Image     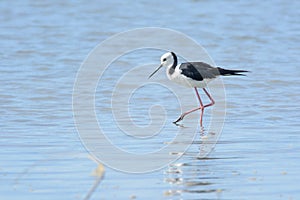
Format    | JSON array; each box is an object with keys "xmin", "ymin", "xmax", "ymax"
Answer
[{"xmin": 166, "ymin": 66, "xmax": 212, "ymax": 88}]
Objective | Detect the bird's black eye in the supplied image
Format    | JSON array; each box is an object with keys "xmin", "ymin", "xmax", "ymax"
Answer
[{"xmin": 163, "ymin": 58, "xmax": 167, "ymax": 62}]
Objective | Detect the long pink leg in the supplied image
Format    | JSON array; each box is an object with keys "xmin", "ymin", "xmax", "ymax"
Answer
[
  {"xmin": 200, "ymin": 88, "xmax": 215, "ymax": 126},
  {"xmin": 194, "ymin": 88, "xmax": 205, "ymax": 126},
  {"xmin": 174, "ymin": 87, "xmax": 204, "ymax": 124},
  {"xmin": 173, "ymin": 87, "xmax": 215, "ymax": 126},
  {"xmin": 202, "ymin": 88, "xmax": 215, "ymax": 108}
]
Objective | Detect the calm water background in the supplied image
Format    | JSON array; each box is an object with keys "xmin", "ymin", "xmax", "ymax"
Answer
[{"xmin": 1, "ymin": 0, "xmax": 300, "ymax": 199}]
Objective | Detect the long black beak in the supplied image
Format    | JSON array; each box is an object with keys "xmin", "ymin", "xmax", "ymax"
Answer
[{"xmin": 148, "ymin": 64, "xmax": 163, "ymax": 79}]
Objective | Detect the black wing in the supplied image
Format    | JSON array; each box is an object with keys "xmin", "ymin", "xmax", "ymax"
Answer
[{"xmin": 179, "ymin": 62, "xmax": 220, "ymax": 81}]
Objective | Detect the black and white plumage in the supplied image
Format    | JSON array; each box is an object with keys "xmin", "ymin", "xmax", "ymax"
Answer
[
  {"xmin": 149, "ymin": 52, "xmax": 248, "ymax": 126},
  {"xmin": 149, "ymin": 52, "xmax": 247, "ymax": 88}
]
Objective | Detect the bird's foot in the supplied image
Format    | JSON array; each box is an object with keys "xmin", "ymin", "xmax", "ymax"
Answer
[{"xmin": 173, "ymin": 115, "xmax": 184, "ymax": 124}]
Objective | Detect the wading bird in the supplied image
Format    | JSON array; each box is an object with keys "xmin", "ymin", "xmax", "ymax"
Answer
[{"xmin": 149, "ymin": 52, "xmax": 248, "ymax": 126}]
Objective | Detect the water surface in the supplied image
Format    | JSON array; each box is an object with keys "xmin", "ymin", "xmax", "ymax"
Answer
[{"xmin": 1, "ymin": 0, "xmax": 299, "ymax": 199}]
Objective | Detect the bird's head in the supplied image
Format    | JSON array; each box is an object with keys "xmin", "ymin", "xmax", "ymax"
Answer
[
  {"xmin": 148, "ymin": 52, "xmax": 177, "ymax": 79},
  {"xmin": 160, "ymin": 52, "xmax": 175, "ymax": 67}
]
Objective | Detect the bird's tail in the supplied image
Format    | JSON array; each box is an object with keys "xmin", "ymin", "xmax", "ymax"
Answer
[{"xmin": 217, "ymin": 67, "xmax": 249, "ymax": 76}]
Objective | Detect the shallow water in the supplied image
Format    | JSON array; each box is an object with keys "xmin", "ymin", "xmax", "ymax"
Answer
[{"xmin": 1, "ymin": 0, "xmax": 300, "ymax": 199}]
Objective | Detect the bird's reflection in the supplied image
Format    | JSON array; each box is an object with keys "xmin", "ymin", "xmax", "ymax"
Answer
[{"xmin": 164, "ymin": 129, "xmax": 224, "ymax": 198}]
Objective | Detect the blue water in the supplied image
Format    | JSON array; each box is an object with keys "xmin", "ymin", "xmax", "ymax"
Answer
[{"xmin": 1, "ymin": 0, "xmax": 300, "ymax": 199}]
